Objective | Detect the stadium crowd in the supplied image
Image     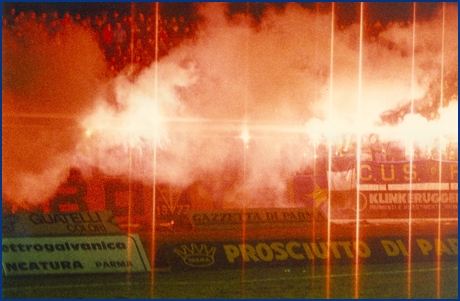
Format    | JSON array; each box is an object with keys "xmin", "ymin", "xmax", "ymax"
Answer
[
  {"xmin": 3, "ymin": 5, "xmax": 402, "ymax": 77},
  {"xmin": 338, "ymin": 133, "xmax": 457, "ymax": 161},
  {"xmin": 2, "ymin": 5, "xmax": 419, "ymax": 77},
  {"xmin": 2, "ymin": 7, "xmax": 198, "ymax": 76}
]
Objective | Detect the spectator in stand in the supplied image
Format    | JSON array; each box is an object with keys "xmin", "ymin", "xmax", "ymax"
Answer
[
  {"xmin": 344, "ymin": 138, "xmax": 357, "ymax": 157},
  {"xmin": 370, "ymin": 19, "xmax": 384, "ymax": 41},
  {"xmin": 61, "ymin": 11, "xmax": 73, "ymax": 29},
  {"xmin": 447, "ymin": 141, "xmax": 458, "ymax": 161},
  {"xmin": 121, "ymin": 55, "xmax": 129, "ymax": 70},
  {"xmin": 92, "ymin": 14, "xmax": 101, "ymax": 30},
  {"xmin": 17, "ymin": 10, "xmax": 26, "ymax": 25},
  {"xmin": 141, "ymin": 48, "xmax": 153, "ymax": 67},
  {"xmin": 449, "ymin": 150, "xmax": 458, "ymax": 161},
  {"xmin": 83, "ymin": 15, "xmax": 92, "ymax": 30},
  {"xmin": 101, "ymin": 11, "xmax": 109, "ymax": 28},
  {"xmin": 123, "ymin": 15, "xmax": 134, "ymax": 45},
  {"xmin": 360, "ymin": 134, "xmax": 371, "ymax": 161},
  {"xmin": 92, "ymin": 17, "xmax": 104, "ymax": 46},
  {"xmin": 10, "ymin": 15, "xmax": 23, "ymax": 37},
  {"xmin": 2, "ymin": 17, "xmax": 8, "ymax": 28},
  {"xmin": 6, "ymin": 7, "xmax": 16, "ymax": 25},
  {"xmin": 113, "ymin": 43, "xmax": 125, "ymax": 69},
  {"xmin": 38, "ymin": 12, "xmax": 47, "ymax": 25},
  {"xmin": 22, "ymin": 11, "xmax": 38, "ymax": 33},
  {"xmin": 413, "ymin": 143, "xmax": 429, "ymax": 160},
  {"xmin": 143, "ymin": 24, "xmax": 154, "ymax": 45},
  {"xmin": 131, "ymin": 21, "xmax": 140, "ymax": 42},
  {"xmin": 178, "ymin": 15, "xmax": 187, "ymax": 35},
  {"xmin": 145, "ymin": 37, "xmax": 156, "ymax": 56},
  {"xmin": 101, "ymin": 22, "xmax": 114, "ymax": 58},
  {"xmin": 74, "ymin": 13, "xmax": 82, "ymax": 25},
  {"xmin": 109, "ymin": 10, "xmax": 121, "ymax": 27},
  {"xmin": 153, "ymin": 14, "xmax": 162, "ymax": 28},
  {"xmin": 134, "ymin": 53, "xmax": 142, "ymax": 65},
  {"xmin": 49, "ymin": 10, "xmax": 59, "ymax": 24},
  {"xmin": 146, "ymin": 15, "xmax": 155, "ymax": 27},
  {"xmin": 137, "ymin": 12, "xmax": 147, "ymax": 39},
  {"xmin": 162, "ymin": 17, "xmax": 168, "ymax": 29},
  {"xmin": 113, "ymin": 21, "xmax": 127, "ymax": 50},
  {"xmin": 369, "ymin": 134, "xmax": 386, "ymax": 161},
  {"xmin": 34, "ymin": 12, "xmax": 47, "ymax": 33},
  {"xmin": 27, "ymin": 11, "xmax": 37, "ymax": 25},
  {"xmin": 189, "ymin": 22, "xmax": 198, "ymax": 41},
  {"xmin": 48, "ymin": 18, "xmax": 62, "ymax": 38},
  {"xmin": 80, "ymin": 18, "xmax": 93, "ymax": 33},
  {"xmin": 386, "ymin": 140, "xmax": 405, "ymax": 161},
  {"xmin": 120, "ymin": 14, "xmax": 129, "ymax": 32},
  {"xmin": 157, "ymin": 24, "xmax": 169, "ymax": 56},
  {"xmin": 168, "ymin": 16, "xmax": 178, "ymax": 34},
  {"xmin": 361, "ymin": 148, "xmax": 373, "ymax": 161},
  {"xmin": 132, "ymin": 37, "xmax": 144, "ymax": 59},
  {"xmin": 184, "ymin": 25, "xmax": 194, "ymax": 40},
  {"xmin": 107, "ymin": 55, "xmax": 120, "ymax": 77},
  {"xmin": 430, "ymin": 146, "xmax": 440, "ymax": 160},
  {"xmin": 168, "ymin": 20, "xmax": 181, "ymax": 47}
]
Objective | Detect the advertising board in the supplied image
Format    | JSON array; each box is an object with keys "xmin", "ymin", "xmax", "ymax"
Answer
[
  {"xmin": 2, "ymin": 234, "xmax": 150, "ymax": 276},
  {"xmin": 164, "ymin": 235, "xmax": 458, "ymax": 270}
]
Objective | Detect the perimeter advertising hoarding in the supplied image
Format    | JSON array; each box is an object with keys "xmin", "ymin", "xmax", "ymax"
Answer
[
  {"xmin": 165, "ymin": 235, "xmax": 458, "ymax": 271},
  {"xmin": 293, "ymin": 158, "xmax": 458, "ymax": 220},
  {"xmin": 2, "ymin": 234, "xmax": 151, "ymax": 276},
  {"xmin": 2, "ymin": 211, "xmax": 122, "ymax": 237},
  {"xmin": 189, "ymin": 208, "xmax": 322, "ymax": 230}
]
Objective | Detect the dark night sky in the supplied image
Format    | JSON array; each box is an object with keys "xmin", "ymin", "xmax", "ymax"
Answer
[{"xmin": 2, "ymin": 2, "xmax": 446, "ymax": 25}]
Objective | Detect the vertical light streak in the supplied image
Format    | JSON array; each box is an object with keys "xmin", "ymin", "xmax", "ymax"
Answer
[
  {"xmin": 436, "ymin": 2, "xmax": 446, "ymax": 298},
  {"xmin": 326, "ymin": 2, "xmax": 335, "ymax": 298},
  {"xmin": 407, "ymin": 2, "xmax": 417, "ymax": 298},
  {"xmin": 240, "ymin": 3, "xmax": 251, "ymax": 297},
  {"xmin": 154, "ymin": 2, "xmax": 160, "ymax": 64},
  {"xmin": 125, "ymin": 3, "xmax": 136, "ymax": 294},
  {"xmin": 124, "ymin": 136, "xmax": 134, "ymax": 295},
  {"xmin": 354, "ymin": 2, "xmax": 365, "ymax": 298},
  {"xmin": 149, "ymin": 2, "xmax": 160, "ymax": 298},
  {"xmin": 310, "ymin": 2, "xmax": 321, "ymax": 288}
]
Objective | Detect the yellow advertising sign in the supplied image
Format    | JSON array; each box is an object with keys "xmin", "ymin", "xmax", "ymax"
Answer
[{"xmin": 188, "ymin": 208, "xmax": 319, "ymax": 230}]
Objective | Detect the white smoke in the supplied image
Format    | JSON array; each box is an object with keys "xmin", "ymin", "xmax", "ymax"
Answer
[{"xmin": 2, "ymin": 3, "xmax": 457, "ymax": 210}]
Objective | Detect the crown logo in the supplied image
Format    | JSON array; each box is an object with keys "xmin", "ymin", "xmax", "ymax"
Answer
[{"xmin": 174, "ymin": 243, "xmax": 216, "ymax": 267}]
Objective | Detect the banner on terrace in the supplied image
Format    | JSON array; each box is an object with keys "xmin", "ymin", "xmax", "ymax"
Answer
[{"xmin": 293, "ymin": 157, "xmax": 458, "ymax": 220}]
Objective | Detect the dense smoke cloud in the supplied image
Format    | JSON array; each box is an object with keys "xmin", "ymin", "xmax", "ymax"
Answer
[
  {"xmin": 2, "ymin": 22, "xmax": 107, "ymax": 208},
  {"xmin": 2, "ymin": 3, "xmax": 458, "ymax": 210}
]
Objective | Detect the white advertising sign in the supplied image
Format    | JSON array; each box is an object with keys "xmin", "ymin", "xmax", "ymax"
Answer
[
  {"xmin": 2, "ymin": 234, "xmax": 151, "ymax": 276},
  {"xmin": 2, "ymin": 211, "xmax": 122, "ymax": 237}
]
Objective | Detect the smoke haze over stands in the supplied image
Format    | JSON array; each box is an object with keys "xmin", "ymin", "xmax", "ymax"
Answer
[{"xmin": 2, "ymin": 2, "xmax": 458, "ymax": 210}]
